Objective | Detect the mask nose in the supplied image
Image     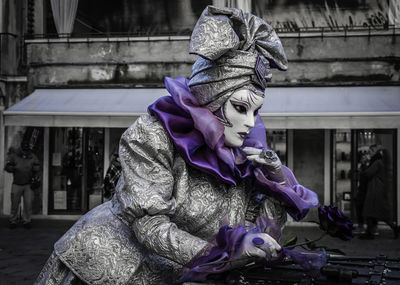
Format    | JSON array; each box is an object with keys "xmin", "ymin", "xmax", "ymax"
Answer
[{"xmin": 244, "ymin": 114, "xmax": 255, "ymax": 129}]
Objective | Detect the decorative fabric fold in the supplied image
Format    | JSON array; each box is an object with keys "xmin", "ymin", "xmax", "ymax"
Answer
[
  {"xmin": 254, "ymin": 166, "xmax": 319, "ymax": 221},
  {"xmin": 148, "ymin": 77, "xmax": 318, "ymax": 221},
  {"xmin": 149, "ymin": 76, "xmax": 237, "ymax": 185},
  {"xmin": 188, "ymin": 5, "xmax": 288, "ymax": 111},
  {"xmin": 189, "ymin": 5, "xmax": 288, "ymax": 70}
]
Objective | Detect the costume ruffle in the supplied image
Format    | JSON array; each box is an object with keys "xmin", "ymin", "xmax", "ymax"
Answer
[{"xmin": 148, "ymin": 77, "xmax": 318, "ymax": 221}]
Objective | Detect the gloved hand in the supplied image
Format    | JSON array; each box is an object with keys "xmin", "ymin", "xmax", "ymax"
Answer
[
  {"xmin": 243, "ymin": 147, "xmax": 286, "ymax": 184},
  {"xmin": 230, "ymin": 232, "xmax": 281, "ymax": 268}
]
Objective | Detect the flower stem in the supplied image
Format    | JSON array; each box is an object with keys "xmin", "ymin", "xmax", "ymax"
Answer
[
  {"xmin": 289, "ymin": 233, "xmax": 327, "ymax": 248},
  {"xmin": 198, "ymin": 257, "xmax": 254, "ymax": 268}
]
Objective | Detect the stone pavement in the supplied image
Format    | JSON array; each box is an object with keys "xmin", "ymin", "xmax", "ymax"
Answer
[
  {"xmin": 0, "ymin": 218, "xmax": 399, "ymax": 285},
  {"xmin": 0, "ymin": 218, "xmax": 75, "ymax": 285}
]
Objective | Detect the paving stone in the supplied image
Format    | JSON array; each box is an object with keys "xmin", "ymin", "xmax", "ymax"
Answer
[{"xmin": 0, "ymin": 217, "xmax": 399, "ymax": 284}]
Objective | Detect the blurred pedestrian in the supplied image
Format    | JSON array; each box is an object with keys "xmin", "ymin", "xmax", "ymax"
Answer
[
  {"xmin": 103, "ymin": 152, "xmax": 121, "ymax": 199},
  {"xmin": 4, "ymin": 141, "xmax": 40, "ymax": 229},
  {"xmin": 359, "ymin": 145, "xmax": 399, "ymax": 239},
  {"xmin": 354, "ymin": 152, "xmax": 369, "ymax": 234}
]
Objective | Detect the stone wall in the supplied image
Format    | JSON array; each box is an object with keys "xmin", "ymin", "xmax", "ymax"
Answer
[{"xmin": 25, "ymin": 31, "xmax": 400, "ymax": 89}]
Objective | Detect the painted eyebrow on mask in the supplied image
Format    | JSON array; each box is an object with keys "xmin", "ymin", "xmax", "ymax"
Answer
[
  {"xmin": 233, "ymin": 91, "xmax": 260, "ymax": 110},
  {"xmin": 230, "ymin": 93, "xmax": 251, "ymax": 109}
]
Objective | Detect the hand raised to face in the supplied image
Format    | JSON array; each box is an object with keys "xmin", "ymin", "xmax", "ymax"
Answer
[
  {"xmin": 242, "ymin": 147, "xmax": 282, "ymax": 169},
  {"xmin": 243, "ymin": 147, "xmax": 286, "ymax": 185}
]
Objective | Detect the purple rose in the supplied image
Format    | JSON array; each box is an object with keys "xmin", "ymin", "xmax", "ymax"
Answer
[{"xmin": 318, "ymin": 205, "xmax": 354, "ymax": 240}]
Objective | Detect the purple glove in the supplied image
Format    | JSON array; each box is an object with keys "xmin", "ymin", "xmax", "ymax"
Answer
[{"xmin": 243, "ymin": 147, "xmax": 286, "ymax": 184}]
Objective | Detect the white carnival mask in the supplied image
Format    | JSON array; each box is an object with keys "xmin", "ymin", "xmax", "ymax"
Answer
[{"xmin": 217, "ymin": 89, "xmax": 264, "ymax": 148}]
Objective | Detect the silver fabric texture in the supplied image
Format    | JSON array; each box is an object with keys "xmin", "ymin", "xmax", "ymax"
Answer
[
  {"xmin": 188, "ymin": 5, "xmax": 288, "ymax": 111},
  {"xmin": 35, "ymin": 114, "xmax": 287, "ymax": 285},
  {"xmin": 35, "ymin": 252, "xmax": 85, "ymax": 285}
]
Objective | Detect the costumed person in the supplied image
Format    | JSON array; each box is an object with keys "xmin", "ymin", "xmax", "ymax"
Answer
[
  {"xmin": 359, "ymin": 144, "xmax": 399, "ymax": 239},
  {"xmin": 35, "ymin": 6, "xmax": 319, "ymax": 285},
  {"xmin": 4, "ymin": 141, "xmax": 40, "ymax": 229}
]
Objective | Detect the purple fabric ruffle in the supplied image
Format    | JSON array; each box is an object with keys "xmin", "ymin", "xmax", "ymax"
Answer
[
  {"xmin": 148, "ymin": 77, "xmax": 318, "ymax": 221},
  {"xmin": 177, "ymin": 217, "xmax": 327, "ymax": 283}
]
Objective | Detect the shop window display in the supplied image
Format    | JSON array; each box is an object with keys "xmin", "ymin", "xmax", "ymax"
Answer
[
  {"xmin": 86, "ymin": 129, "xmax": 104, "ymax": 210},
  {"xmin": 49, "ymin": 127, "xmax": 104, "ymax": 213},
  {"xmin": 49, "ymin": 128, "xmax": 83, "ymax": 213},
  {"xmin": 333, "ymin": 129, "xmax": 352, "ymax": 217}
]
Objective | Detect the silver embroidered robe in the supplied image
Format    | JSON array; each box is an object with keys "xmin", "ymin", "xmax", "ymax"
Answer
[{"xmin": 35, "ymin": 114, "xmax": 287, "ymax": 285}]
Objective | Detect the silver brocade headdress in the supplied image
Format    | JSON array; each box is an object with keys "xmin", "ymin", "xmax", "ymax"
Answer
[{"xmin": 188, "ymin": 5, "xmax": 288, "ymax": 112}]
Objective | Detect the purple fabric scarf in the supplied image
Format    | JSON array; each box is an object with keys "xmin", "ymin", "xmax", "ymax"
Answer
[{"xmin": 148, "ymin": 77, "xmax": 318, "ymax": 221}]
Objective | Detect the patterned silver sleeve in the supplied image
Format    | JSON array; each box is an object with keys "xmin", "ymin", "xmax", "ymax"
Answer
[
  {"xmin": 260, "ymin": 197, "xmax": 287, "ymax": 229},
  {"xmin": 115, "ymin": 115, "xmax": 208, "ymax": 265}
]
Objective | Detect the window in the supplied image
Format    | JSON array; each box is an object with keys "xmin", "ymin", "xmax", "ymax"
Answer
[
  {"xmin": 45, "ymin": 0, "xmax": 212, "ymax": 36},
  {"xmin": 49, "ymin": 127, "xmax": 104, "ymax": 214},
  {"xmin": 253, "ymin": 0, "xmax": 391, "ymax": 32}
]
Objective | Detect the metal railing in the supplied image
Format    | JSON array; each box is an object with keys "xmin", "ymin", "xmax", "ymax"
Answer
[
  {"xmin": 24, "ymin": 24, "xmax": 399, "ymax": 41},
  {"xmin": 25, "ymin": 29, "xmax": 193, "ymax": 40},
  {"xmin": 275, "ymin": 24, "xmax": 397, "ymax": 33}
]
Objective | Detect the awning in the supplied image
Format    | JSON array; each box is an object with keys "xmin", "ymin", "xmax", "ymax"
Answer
[
  {"xmin": 261, "ymin": 86, "xmax": 400, "ymax": 129},
  {"xmin": 3, "ymin": 86, "xmax": 400, "ymax": 128},
  {"xmin": 4, "ymin": 88, "xmax": 168, "ymax": 127}
]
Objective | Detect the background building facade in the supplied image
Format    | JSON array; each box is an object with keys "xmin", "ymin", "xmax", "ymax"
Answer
[{"xmin": 1, "ymin": 0, "xmax": 399, "ymax": 223}]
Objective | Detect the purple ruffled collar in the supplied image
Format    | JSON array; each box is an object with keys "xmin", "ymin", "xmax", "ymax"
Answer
[
  {"xmin": 148, "ymin": 77, "xmax": 318, "ymax": 221},
  {"xmin": 148, "ymin": 76, "xmax": 267, "ymax": 185}
]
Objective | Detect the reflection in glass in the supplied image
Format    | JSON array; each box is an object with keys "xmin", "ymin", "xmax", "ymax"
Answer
[
  {"xmin": 49, "ymin": 128, "xmax": 83, "ymax": 213},
  {"xmin": 49, "ymin": 127, "xmax": 105, "ymax": 213},
  {"xmin": 332, "ymin": 129, "xmax": 352, "ymax": 217},
  {"xmin": 87, "ymin": 128, "xmax": 104, "ymax": 210}
]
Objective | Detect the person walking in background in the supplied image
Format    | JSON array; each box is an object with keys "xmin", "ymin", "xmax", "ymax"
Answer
[
  {"xmin": 354, "ymin": 152, "xmax": 369, "ymax": 234},
  {"xmin": 103, "ymin": 152, "xmax": 121, "ymax": 200},
  {"xmin": 4, "ymin": 141, "xmax": 40, "ymax": 229},
  {"xmin": 360, "ymin": 144, "xmax": 399, "ymax": 239}
]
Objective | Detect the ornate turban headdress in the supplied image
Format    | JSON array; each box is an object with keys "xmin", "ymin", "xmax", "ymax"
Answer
[{"xmin": 188, "ymin": 5, "xmax": 288, "ymax": 112}]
